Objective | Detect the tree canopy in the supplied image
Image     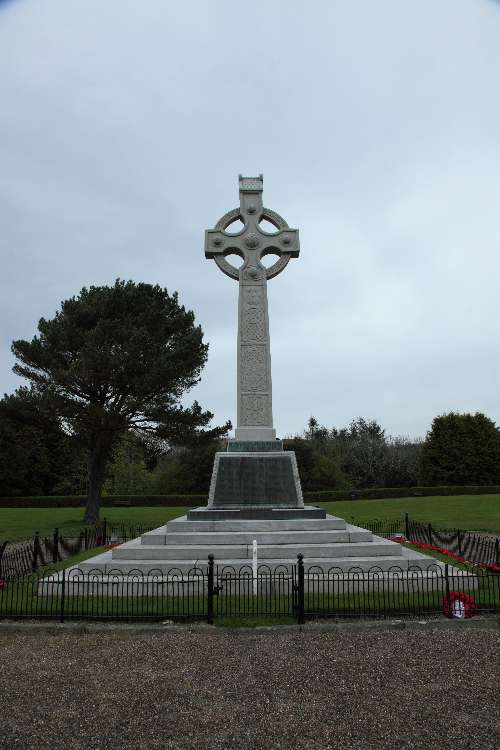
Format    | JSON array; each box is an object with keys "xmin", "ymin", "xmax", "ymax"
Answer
[
  {"xmin": 0, "ymin": 387, "xmax": 80, "ymax": 497},
  {"xmin": 420, "ymin": 412, "xmax": 500, "ymax": 485},
  {"xmin": 11, "ymin": 279, "xmax": 230, "ymax": 520}
]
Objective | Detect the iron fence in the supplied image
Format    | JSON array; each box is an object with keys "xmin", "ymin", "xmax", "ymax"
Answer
[
  {"xmin": 347, "ymin": 516, "xmax": 500, "ymax": 569},
  {"xmin": 351, "ymin": 518, "xmax": 403, "ymax": 538},
  {"xmin": 404, "ymin": 517, "xmax": 499, "ymax": 568},
  {"xmin": 0, "ymin": 520, "xmax": 157, "ymax": 578},
  {"xmin": 1, "ymin": 515, "xmax": 499, "ymax": 581},
  {"xmin": 0, "ymin": 556, "xmax": 499, "ymax": 624}
]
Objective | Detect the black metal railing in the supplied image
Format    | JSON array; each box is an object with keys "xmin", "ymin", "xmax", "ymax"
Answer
[
  {"xmin": 347, "ymin": 516, "xmax": 500, "ymax": 570},
  {"xmin": 2, "ymin": 515, "xmax": 499, "ymax": 580},
  {"xmin": 404, "ymin": 516, "xmax": 499, "ymax": 568},
  {"xmin": 0, "ymin": 520, "xmax": 157, "ymax": 579},
  {"xmin": 350, "ymin": 518, "xmax": 403, "ymax": 539},
  {"xmin": 0, "ymin": 556, "xmax": 499, "ymax": 624}
]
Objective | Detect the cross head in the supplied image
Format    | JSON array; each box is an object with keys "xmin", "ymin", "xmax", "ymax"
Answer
[{"xmin": 205, "ymin": 175, "xmax": 300, "ymax": 282}]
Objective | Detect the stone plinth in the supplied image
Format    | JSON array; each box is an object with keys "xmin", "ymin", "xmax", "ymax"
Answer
[
  {"xmin": 208, "ymin": 450, "xmax": 303, "ymax": 508},
  {"xmin": 187, "ymin": 506, "xmax": 326, "ymax": 521}
]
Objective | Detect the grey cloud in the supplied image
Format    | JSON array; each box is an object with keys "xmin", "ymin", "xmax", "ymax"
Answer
[{"xmin": 1, "ymin": 0, "xmax": 499, "ymax": 439}]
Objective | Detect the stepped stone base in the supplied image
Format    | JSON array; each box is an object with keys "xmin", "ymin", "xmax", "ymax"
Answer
[{"xmin": 75, "ymin": 511, "xmax": 448, "ymax": 576}]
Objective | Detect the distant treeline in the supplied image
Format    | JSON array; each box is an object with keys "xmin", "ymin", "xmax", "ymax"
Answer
[
  {"xmin": 1, "ymin": 407, "xmax": 499, "ymax": 498},
  {"xmin": 1, "ymin": 485, "xmax": 499, "ymax": 509}
]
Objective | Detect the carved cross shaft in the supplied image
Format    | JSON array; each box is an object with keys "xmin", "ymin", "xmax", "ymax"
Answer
[{"xmin": 205, "ymin": 175, "xmax": 300, "ymax": 441}]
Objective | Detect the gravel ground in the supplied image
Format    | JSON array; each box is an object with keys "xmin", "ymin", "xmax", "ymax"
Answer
[{"xmin": 0, "ymin": 624, "xmax": 498, "ymax": 750}]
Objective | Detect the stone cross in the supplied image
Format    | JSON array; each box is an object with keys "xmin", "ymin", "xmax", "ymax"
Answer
[{"xmin": 205, "ymin": 175, "xmax": 300, "ymax": 441}]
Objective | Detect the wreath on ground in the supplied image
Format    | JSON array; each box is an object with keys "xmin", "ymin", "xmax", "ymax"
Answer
[{"xmin": 442, "ymin": 591, "xmax": 477, "ymax": 619}]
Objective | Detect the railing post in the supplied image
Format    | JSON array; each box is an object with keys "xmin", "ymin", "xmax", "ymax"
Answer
[
  {"xmin": 53, "ymin": 527, "xmax": 59, "ymax": 564},
  {"xmin": 60, "ymin": 566, "xmax": 66, "ymax": 623},
  {"xmin": 207, "ymin": 554, "xmax": 214, "ymax": 625},
  {"xmin": 102, "ymin": 517, "xmax": 107, "ymax": 546},
  {"xmin": 404, "ymin": 513, "xmax": 409, "ymax": 540},
  {"xmin": 84, "ymin": 527, "xmax": 88, "ymax": 551},
  {"xmin": 495, "ymin": 538, "xmax": 500, "ymax": 567},
  {"xmin": 444, "ymin": 563, "xmax": 450, "ymax": 613},
  {"xmin": 297, "ymin": 554, "xmax": 305, "ymax": 625},
  {"xmin": 457, "ymin": 528, "xmax": 462, "ymax": 557},
  {"xmin": 0, "ymin": 541, "xmax": 7, "ymax": 578},
  {"xmin": 32, "ymin": 531, "xmax": 40, "ymax": 572},
  {"xmin": 427, "ymin": 523, "xmax": 433, "ymax": 546}
]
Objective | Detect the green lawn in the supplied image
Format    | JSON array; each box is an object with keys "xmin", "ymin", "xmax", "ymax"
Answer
[
  {"xmin": 0, "ymin": 494, "xmax": 499, "ymax": 543},
  {"xmin": 319, "ymin": 495, "xmax": 500, "ymax": 534},
  {"xmin": 0, "ymin": 506, "xmax": 186, "ymax": 543}
]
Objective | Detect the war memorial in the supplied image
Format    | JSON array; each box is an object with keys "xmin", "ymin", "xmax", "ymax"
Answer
[{"xmin": 74, "ymin": 175, "xmax": 440, "ymax": 579}]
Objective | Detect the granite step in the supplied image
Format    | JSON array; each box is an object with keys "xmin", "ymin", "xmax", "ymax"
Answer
[
  {"xmin": 140, "ymin": 528, "xmax": 371, "ymax": 546},
  {"xmin": 111, "ymin": 539, "xmax": 402, "ymax": 561},
  {"xmin": 77, "ymin": 551, "xmax": 442, "ymax": 575},
  {"xmin": 161, "ymin": 516, "xmax": 347, "ymax": 535}
]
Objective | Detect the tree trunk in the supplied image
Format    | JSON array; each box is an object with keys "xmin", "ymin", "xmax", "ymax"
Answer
[{"xmin": 84, "ymin": 434, "xmax": 113, "ymax": 523}]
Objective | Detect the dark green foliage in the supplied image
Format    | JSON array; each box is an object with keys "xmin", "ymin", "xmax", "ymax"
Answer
[
  {"xmin": 384, "ymin": 437, "xmax": 423, "ymax": 488},
  {"xmin": 104, "ymin": 432, "xmax": 155, "ymax": 495},
  {"xmin": 10, "ymin": 280, "xmax": 230, "ymax": 521},
  {"xmin": 282, "ymin": 438, "xmax": 317, "ymax": 490},
  {"xmin": 341, "ymin": 417, "xmax": 387, "ymax": 488},
  {"xmin": 0, "ymin": 494, "xmax": 205, "ymax": 508},
  {"xmin": 0, "ymin": 485, "xmax": 499, "ymax": 508},
  {"xmin": 152, "ymin": 437, "xmax": 224, "ymax": 494},
  {"xmin": 0, "ymin": 388, "xmax": 81, "ymax": 496},
  {"xmin": 420, "ymin": 412, "xmax": 500, "ymax": 485}
]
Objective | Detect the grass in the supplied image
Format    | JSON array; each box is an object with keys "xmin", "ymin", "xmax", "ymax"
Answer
[
  {"xmin": 0, "ymin": 494, "xmax": 498, "ymax": 543},
  {"xmin": 0, "ymin": 506, "xmax": 187, "ymax": 543},
  {"xmin": 318, "ymin": 495, "xmax": 500, "ymax": 534}
]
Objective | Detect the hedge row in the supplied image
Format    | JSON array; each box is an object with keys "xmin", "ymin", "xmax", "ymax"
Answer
[
  {"xmin": 0, "ymin": 494, "xmax": 206, "ymax": 508},
  {"xmin": 0, "ymin": 485, "xmax": 499, "ymax": 508},
  {"xmin": 304, "ymin": 485, "xmax": 500, "ymax": 502}
]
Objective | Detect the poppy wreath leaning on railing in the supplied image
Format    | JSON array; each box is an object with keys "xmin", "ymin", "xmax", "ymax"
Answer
[{"xmin": 442, "ymin": 591, "xmax": 477, "ymax": 619}]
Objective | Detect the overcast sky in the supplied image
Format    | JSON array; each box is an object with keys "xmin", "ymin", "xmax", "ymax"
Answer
[{"xmin": 1, "ymin": 0, "xmax": 499, "ymax": 440}]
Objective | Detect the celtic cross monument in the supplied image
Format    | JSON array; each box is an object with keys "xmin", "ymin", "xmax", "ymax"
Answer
[
  {"xmin": 205, "ymin": 174, "xmax": 299, "ymax": 442},
  {"xmin": 204, "ymin": 175, "xmax": 304, "ymax": 509}
]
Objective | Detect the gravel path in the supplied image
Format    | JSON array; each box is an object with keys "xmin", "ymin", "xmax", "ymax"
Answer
[{"xmin": 0, "ymin": 624, "xmax": 498, "ymax": 750}]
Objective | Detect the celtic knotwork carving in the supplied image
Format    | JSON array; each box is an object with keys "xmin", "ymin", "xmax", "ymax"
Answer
[
  {"xmin": 240, "ymin": 178, "xmax": 263, "ymax": 191},
  {"xmin": 241, "ymin": 394, "xmax": 269, "ymax": 426},
  {"xmin": 205, "ymin": 176, "xmax": 300, "ymax": 436},
  {"xmin": 241, "ymin": 345, "xmax": 267, "ymax": 391},
  {"xmin": 244, "ymin": 233, "xmax": 260, "ymax": 249},
  {"xmin": 265, "ymin": 254, "xmax": 291, "ymax": 280},
  {"xmin": 261, "ymin": 208, "xmax": 289, "ymax": 230},
  {"xmin": 244, "ymin": 265, "xmax": 263, "ymax": 282},
  {"xmin": 242, "ymin": 306, "xmax": 266, "ymax": 341},
  {"xmin": 245, "ymin": 287, "xmax": 263, "ymax": 304},
  {"xmin": 215, "ymin": 208, "xmax": 243, "ymax": 232},
  {"xmin": 214, "ymin": 255, "xmax": 239, "ymax": 280}
]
